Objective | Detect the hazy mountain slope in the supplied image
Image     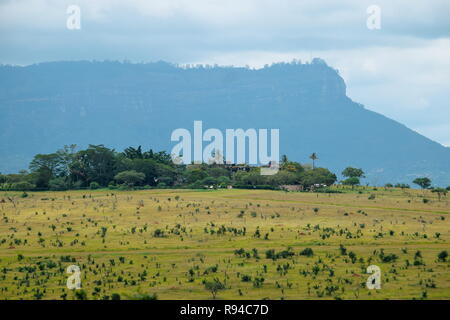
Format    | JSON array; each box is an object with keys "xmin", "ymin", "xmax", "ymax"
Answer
[{"xmin": 0, "ymin": 60, "xmax": 449, "ymax": 186}]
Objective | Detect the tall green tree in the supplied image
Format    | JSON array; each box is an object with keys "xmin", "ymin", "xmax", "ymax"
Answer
[
  {"xmin": 29, "ymin": 153, "xmax": 62, "ymax": 188},
  {"xmin": 413, "ymin": 177, "xmax": 431, "ymax": 189},
  {"xmin": 341, "ymin": 167, "xmax": 364, "ymax": 189},
  {"xmin": 342, "ymin": 177, "xmax": 360, "ymax": 189},
  {"xmin": 29, "ymin": 145, "xmax": 77, "ymax": 188},
  {"xmin": 123, "ymin": 146, "xmax": 143, "ymax": 159},
  {"xmin": 299, "ymin": 168, "xmax": 336, "ymax": 188},
  {"xmin": 29, "ymin": 153, "xmax": 61, "ymax": 175},
  {"xmin": 184, "ymin": 167, "xmax": 208, "ymax": 184},
  {"xmin": 342, "ymin": 167, "xmax": 365, "ymax": 179},
  {"xmin": 70, "ymin": 145, "xmax": 116, "ymax": 186},
  {"xmin": 114, "ymin": 170, "xmax": 146, "ymax": 186},
  {"xmin": 309, "ymin": 153, "xmax": 318, "ymax": 169}
]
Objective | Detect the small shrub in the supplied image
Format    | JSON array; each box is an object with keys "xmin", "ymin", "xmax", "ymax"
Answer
[
  {"xmin": 90, "ymin": 182, "xmax": 100, "ymax": 190},
  {"xmin": 299, "ymin": 248, "xmax": 314, "ymax": 257},
  {"xmin": 241, "ymin": 275, "xmax": 252, "ymax": 282},
  {"xmin": 74, "ymin": 290, "xmax": 88, "ymax": 300},
  {"xmin": 438, "ymin": 251, "xmax": 448, "ymax": 262},
  {"xmin": 111, "ymin": 293, "xmax": 121, "ymax": 300}
]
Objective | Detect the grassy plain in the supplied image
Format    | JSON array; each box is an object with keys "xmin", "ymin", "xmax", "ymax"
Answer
[{"xmin": 0, "ymin": 187, "xmax": 449, "ymax": 300}]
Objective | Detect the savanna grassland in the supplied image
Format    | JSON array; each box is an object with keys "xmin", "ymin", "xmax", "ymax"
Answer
[{"xmin": 0, "ymin": 187, "xmax": 449, "ymax": 300}]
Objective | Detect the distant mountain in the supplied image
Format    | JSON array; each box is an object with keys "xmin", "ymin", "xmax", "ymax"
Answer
[{"xmin": 0, "ymin": 60, "xmax": 449, "ymax": 186}]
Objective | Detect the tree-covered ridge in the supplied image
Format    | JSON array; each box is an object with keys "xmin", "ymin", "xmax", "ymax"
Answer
[
  {"xmin": 0, "ymin": 145, "xmax": 338, "ymax": 191},
  {"xmin": 1, "ymin": 145, "xmax": 446, "ymax": 192}
]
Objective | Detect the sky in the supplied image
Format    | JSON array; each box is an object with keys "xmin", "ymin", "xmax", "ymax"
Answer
[{"xmin": 1, "ymin": 0, "xmax": 449, "ymax": 146}]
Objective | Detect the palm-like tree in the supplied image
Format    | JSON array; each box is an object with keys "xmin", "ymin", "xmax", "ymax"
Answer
[{"xmin": 309, "ymin": 153, "xmax": 318, "ymax": 169}]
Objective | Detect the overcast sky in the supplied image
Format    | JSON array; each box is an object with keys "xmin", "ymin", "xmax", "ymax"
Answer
[{"xmin": 1, "ymin": 0, "xmax": 449, "ymax": 146}]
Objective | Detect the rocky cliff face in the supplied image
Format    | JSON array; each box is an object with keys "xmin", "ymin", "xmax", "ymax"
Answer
[{"xmin": 0, "ymin": 60, "xmax": 449, "ymax": 186}]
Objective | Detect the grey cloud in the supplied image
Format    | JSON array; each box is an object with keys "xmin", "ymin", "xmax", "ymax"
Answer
[{"xmin": 0, "ymin": 0, "xmax": 449, "ymax": 145}]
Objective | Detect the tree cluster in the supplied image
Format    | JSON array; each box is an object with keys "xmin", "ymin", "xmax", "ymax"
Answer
[{"xmin": 0, "ymin": 146, "xmax": 337, "ymax": 191}]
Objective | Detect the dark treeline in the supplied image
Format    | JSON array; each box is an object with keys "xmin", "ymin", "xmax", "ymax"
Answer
[{"xmin": 0, "ymin": 145, "xmax": 339, "ymax": 191}]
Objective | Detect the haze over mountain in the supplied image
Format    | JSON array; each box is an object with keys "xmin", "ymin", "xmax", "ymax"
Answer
[{"xmin": 0, "ymin": 59, "xmax": 449, "ymax": 186}]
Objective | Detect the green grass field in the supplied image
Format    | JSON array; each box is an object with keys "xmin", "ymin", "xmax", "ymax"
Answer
[{"xmin": 0, "ymin": 187, "xmax": 449, "ymax": 300}]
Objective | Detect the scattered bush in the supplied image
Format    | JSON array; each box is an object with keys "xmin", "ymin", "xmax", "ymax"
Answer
[
  {"xmin": 299, "ymin": 248, "xmax": 314, "ymax": 257},
  {"xmin": 438, "ymin": 251, "xmax": 448, "ymax": 262}
]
